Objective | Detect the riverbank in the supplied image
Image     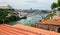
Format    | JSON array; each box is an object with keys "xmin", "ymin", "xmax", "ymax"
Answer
[{"xmin": 7, "ymin": 14, "xmax": 47, "ymax": 26}]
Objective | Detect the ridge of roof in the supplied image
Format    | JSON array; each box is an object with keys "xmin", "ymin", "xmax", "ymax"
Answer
[
  {"xmin": 13, "ymin": 24, "xmax": 60, "ymax": 35},
  {"xmin": 38, "ymin": 19, "xmax": 60, "ymax": 25},
  {"xmin": 0, "ymin": 24, "xmax": 37, "ymax": 35},
  {"xmin": 0, "ymin": 24, "xmax": 60, "ymax": 35}
]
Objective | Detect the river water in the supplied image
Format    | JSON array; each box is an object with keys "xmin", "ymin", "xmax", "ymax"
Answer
[{"xmin": 8, "ymin": 14, "xmax": 48, "ymax": 26}]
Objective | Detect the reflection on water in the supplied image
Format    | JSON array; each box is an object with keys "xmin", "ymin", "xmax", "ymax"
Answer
[{"xmin": 8, "ymin": 14, "xmax": 47, "ymax": 26}]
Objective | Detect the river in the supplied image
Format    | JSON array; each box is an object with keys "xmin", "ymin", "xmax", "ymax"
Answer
[{"xmin": 8, "ymin": 14, "xmax": 48, "ymax": 26}]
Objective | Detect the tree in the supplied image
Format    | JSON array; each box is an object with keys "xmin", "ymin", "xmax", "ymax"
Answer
[
  {"xmin": 51, "ymin": 2, "xmax": 57, "ymax": 9},
  {"xmin": 51, "ymin": 0, "xmax": 60, "ymax": 10},
  {"xmin": 57, "ymin": 0, "xmax": 60, "ymax": 10},
  {"xmin": 58, "ymin": 0, "xmax": 60, "ymax": 7},
  {"xmin": 44, "ymin": 12, "xmax": 56, "ymax": 20},
  {"xmin": 0, "ymin": 9, "xmax": 8, "ymax": 24}
]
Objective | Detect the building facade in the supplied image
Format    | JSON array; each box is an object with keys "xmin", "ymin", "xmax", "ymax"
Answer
[{"xmin": 33, "ymin": 17, "xmax": 60, "ymax": 33}]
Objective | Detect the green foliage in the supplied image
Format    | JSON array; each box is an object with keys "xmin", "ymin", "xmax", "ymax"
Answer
[
  {"xmin": 44, "ymin": 12, "xmax": 56, "ymax": 20},
  {"xmin": 0, "ymin": 9, "xmax": 8, "ymax": 23},
  {"xmin": 58, "ymin": 0, "xmax": 60, "ymax": 6},
  {"xmin": 0, "ymin": 8, "xmax": 21, "ymax": 24},
  {"xmin": 58, "ymin": 8, "xmax": 60, "ymax": 10},
  {"xmin": 51, "ymin": 2, "xmax": 57, "ymax": 9},
  {"xmin": 51, "ymin": 0, "xmax": 60, "ymax": 10}
]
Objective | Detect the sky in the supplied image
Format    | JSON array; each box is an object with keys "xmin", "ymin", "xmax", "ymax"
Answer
[{"xmin": 0, "ymin": 0, "xmax": 57, "ymax": 10}]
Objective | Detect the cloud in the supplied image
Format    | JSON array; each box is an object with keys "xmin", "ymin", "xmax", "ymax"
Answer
[
  {"xmin": 25, "ymin": 0, "xmax": 37, "ymax": 2},
  {"xmin": 0, "ymin": 0, "xmax": 57, "ymax": 9}
]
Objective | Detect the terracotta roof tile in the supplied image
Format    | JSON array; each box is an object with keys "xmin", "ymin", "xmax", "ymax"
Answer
[
  {"xmin": 38, "ymin": 19, "xmax": 60, "ymax": 25},
  {"xmin": 13, "ymin": 24, "xmax": 60, "ymax": 35},
  {"xmin": 0, "ymin": 24, "xmax": 60, "ymax": 35}
]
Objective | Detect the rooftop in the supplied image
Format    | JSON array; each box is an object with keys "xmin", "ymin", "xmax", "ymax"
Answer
[
  {"xmin": 38, "ymin": 19, "xmax": 60, "ymax": 26},
  {"xmin": 0, "ymin": 24, "xmax": 60, "ymax": 35},
  {"xmin": 37, "ymin": 15, "xmax": 60, "ymax": 26}
]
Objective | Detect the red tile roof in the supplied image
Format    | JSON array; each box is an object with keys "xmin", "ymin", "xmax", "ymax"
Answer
[
  {"xmin": 38, "ymin": 19, "xmax": 60, "ymax": 25},
  {"xmin": 0, "ymin": 24, "xmax": 60, "ymax": 35}
]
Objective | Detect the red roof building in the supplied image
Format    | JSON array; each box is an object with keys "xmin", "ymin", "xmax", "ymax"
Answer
[
  {"xmin": 0, "ymin": 24, "xmax": 60, "ymax": 35},
  {"xmin": 33, "ymin": 18, "xmax": 60, "ymax": 33}
]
